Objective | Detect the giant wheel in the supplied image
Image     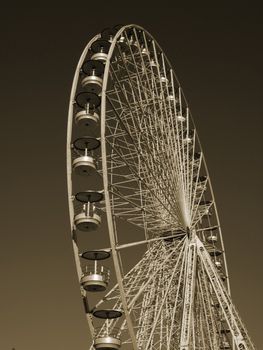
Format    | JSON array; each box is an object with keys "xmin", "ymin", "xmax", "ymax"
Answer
[{"xmin": 66, "ymin": 24, "xmax": 255, "ymax": 350}]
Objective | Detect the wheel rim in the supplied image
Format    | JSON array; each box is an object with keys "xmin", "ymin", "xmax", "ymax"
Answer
[{"xmin": 67, "ymin": 25, "xmax": 255, "ymax": 350}]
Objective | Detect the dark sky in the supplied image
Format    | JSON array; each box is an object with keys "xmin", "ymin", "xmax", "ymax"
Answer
[{"xmin": 1, "ymin": 2, "xmax": 262, "ymax": 349}]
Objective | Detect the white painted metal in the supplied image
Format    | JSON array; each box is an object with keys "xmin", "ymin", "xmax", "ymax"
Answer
[
  {"xmin": 66, "ymin": 24, "xmax": 256, "ymax": 350},
  {"xmin": 180, "ymin": 236, "xmax": 197, "ymax": 349}
]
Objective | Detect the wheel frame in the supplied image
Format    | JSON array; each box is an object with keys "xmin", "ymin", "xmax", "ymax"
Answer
[{"xmin": 66, "ymin": 24, "xmax": 237, "ymax": 349}]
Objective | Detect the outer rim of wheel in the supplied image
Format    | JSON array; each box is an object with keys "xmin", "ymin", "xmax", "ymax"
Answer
[
  {"xmin": 66, "ymin": 24, "xmax": 231, "ymax": 347},
  {"xmin": 66, "ymin": 32, "xmax": 101, "ymax": 339}
]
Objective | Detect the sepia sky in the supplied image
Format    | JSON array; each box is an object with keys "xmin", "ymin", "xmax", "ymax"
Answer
[{"xmin": 1, "ymin": 2, "xmax": 262, "ymax": 349}]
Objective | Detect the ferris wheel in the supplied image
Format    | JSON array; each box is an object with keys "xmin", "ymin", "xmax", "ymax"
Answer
[{"xmin": 66, "ymin": 24, "xmax": 255, "ymax": 350}]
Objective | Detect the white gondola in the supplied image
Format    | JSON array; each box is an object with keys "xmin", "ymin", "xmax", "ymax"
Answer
[
  {"xmin": 149, "ymin": 59, "xmax": 158, "ymax": 71},
  {"xmin": 72, "ymin": 155, "xmax": 96, "ymax": 176},
  {"xmin": 183, "ymin": 136, "xmax": 192, "ymax": 144},
  {"xmin": 94, "ymin": 336, "xmax": 121, "ymax": 350},
  {"xmin": 81, "ymin": 265, "xmax": 109, "ymax": 292},
  {"xmin": 81, "ymin": 74, "xmax": 103, "ymax": 94},
  {"xmin": 74, "ymin": 191, "xmax": 103, "ymax": 231},
  {"xmin": 75, "ymin": 109, "xmax": 100, "ymax": 128},
  {"xmin": 160, "ymin": 75, "xmax": 169, "ymax": 84},
  {"xmin": 167, "ymin": 94, "xmax": 175, "ymax": 102},
  {"xmin": 141, "ymin": 47, "xmax": 148, "ymax": 56},
  {"xmin": 215, "ymin": 260, "xmax": 222, "ymax": 269},
  {"xmin": 80, "ymin": 251, "xmax": 110, "ymax": 292},
  {"xmin": 177, "ymin": 115, "xmax": 186, "ymax": 122},
  {"xmin": 74, "ymin": 209, "xmax": 101, "ymax": 231},
  {"xmin": 91, "ymin": 39, "xmax": 110, "ymax": 62},
  {"xmin": 207, "ymin": 234, "xmax": 218, "ymax": 243},
  {"xmin": 93, "ymin": 311, "xmax": 122, "ymax": 350},
  {"xmin": 72, "ymin": 137, "xmax": 100, "ymax": 176},
  {"xmin": 81, "ymin": 60, "xmax": 104, "ymax": 94},
  {"xmin": 91, "ymin": 52, "xmax": 108, "ymax": 62}
]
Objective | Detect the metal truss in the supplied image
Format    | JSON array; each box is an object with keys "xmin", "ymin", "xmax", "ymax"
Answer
[{"xmin": 87, "ymin": 236, "xmax": 255, "ymax": 350}]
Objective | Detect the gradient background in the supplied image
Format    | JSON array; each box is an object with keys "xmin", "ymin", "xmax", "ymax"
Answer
[{"xmin": 1, "ymin": 2, "xmax": 262, "ymax": 349}]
